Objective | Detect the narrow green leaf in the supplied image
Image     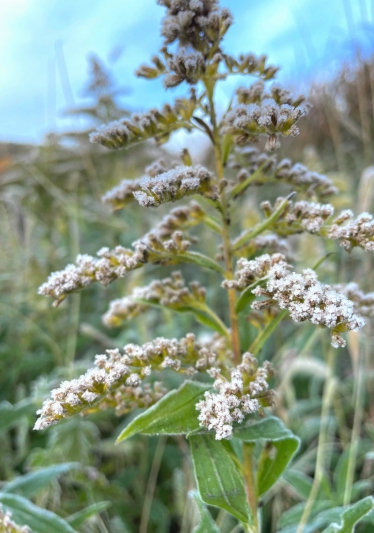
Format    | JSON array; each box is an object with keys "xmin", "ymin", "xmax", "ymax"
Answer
[
  {"xmin": 180, "ymin": 251, "xmax": 224, "ymax": 274},
  {"xmin": 3, "ymin": 463, "xmax": 80, "ymax": 498},
  {"xmin": 235, "ymin": 278, "xmax": 266, "ymax": 314},
  {"xmin": 67, "ymin": 501, "xmax": 111, "ymax": 528},
  {"xmin": 116, "ymin": 381, "xmax": 210, "ymax": 443},
  {"xmin": 0, "ymin": 400, "xmax": 36, "ymax": 434},
  {"xmin": 193, "ymin": 309, "xmax": 229, "ymax": 337},
  {"xmin": 190, "ymin": 490, "xmax": 220, "ymax": 533},
  {"xmin": 189, "ymin": 434, "xmax": 252, "ymax": 524},
  {"xmin": 0, "ymin": 493, "xmax": 78, "ymax": 533},
  {"xmin": 321, "ymin": 497, "xmax": 374, "ymax": 533},
  {"xmin": 234, "ymin": 416, "xmax": 300, "ymax": 496}
]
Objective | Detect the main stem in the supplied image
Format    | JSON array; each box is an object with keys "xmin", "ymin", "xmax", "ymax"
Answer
[{"xmin": 205, "ymin": 80, "xmax": 241, "ymax": 364}]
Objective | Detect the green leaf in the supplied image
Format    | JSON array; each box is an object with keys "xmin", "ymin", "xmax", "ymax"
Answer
[
  {"xmin": 0, "ymin": 493, "xmax": 79, "ymax": 533},
  {"xmin": 67, "ymin": 501, "xmax": 111, "ymax": 528},
  {"xmin": 282, "ymin": 470, "xmax": 313, "ymax": 500},
  {"xmin": 180, "ymin": 251, "xmax": 224, "ymax": 274},
  {"xmin": 234, "ymin": 416, "xmax": 300, "ymax": 496},
  {"xmin": 190, "ymin": 490, "xmax": 220, "ymax": 533},
  {"xmin": 116, "ymin": 381, "xmax": 210, "ymax": 443},
  {"xmin": 189, "ymin": 434, "xmax": 252, "ymax": 524},
  {"xmin": 235, "ymin": 279, "xmax": 266, "ymax": 314},
  {"xmin": 321, "ymin": 497, "xmax": 374, "ymax": 533},
  {"xmin": 0, "ymin": 399, "xmax": 36, "ymax": 434},
  {"xmin": 2, "ymin": 463, "xmax": 80, "ymax": 498}
]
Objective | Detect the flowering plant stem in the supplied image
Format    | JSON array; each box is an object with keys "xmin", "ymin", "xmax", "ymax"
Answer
[{"xmin": 205, "ymin": 78, "xmax": 242, "ymax": 365}]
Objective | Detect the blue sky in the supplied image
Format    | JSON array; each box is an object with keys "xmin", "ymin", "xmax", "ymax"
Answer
[{"xmin": 1, "ymin": 0, "xmax": 373, "ymax": 144}]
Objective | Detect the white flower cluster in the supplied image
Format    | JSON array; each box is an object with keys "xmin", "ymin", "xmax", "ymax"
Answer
[
  {"xmin": 102, "ymin": 296, "xmax": 146, "ymax": 328},
  {"xmin": 34, "ymin": 333, "xmax": 223, "ymax": 430},
  {"xmin": 328, "ymin": 211, "xmax": 374, "ymax": 252},
  {"xmin": 222, "ymin": 253, "xmax": 286, "ymax": 290},
  {"xmin": 133, "ymin": 165, "xmax": 218, "ymax": 207},
  {"xmin": 283, "ymin": 199, "xmax": 334, "ymax": 233},
  {"xmin": 223, "ymin": 99, "xmax": 308, "ymax": 148},
  {"xmin": 101, "ymin": 160, "xmax": 172, "ymax": 210},
  {"xmin": 196, "ymin": 353, "xmax": 274, "ymax": 440},
  {"xmin": 230, "ymin": 149, "xmax": 337, "ymax": 200},
  {"xmin": 152, "ymin": 202, "xmax": 206, "ymax": 239},
  {"xmin": 274, "ymin": 160, "xmax": 338, "ymax": 198},
  {"xmin": 0, "ymin": 505, "xmax": 31, "ymax": 533},
  {"xmin": 103, "ymin": 271, "xmax": 206, "ymax": 327},
  {"xmin": 38, "ymin": 245, "xmax": 147, "ymax": 305},
  {"xmin": 39, "ymin": 230, "xmax": 194, "ymax": 304},
  {"xmin": 334, "ymin": 282, "xmax": 374, "ymax": 318},
  {"xmin": 251, "ymin": 257, "xmax": 365, "ymax": 348}
]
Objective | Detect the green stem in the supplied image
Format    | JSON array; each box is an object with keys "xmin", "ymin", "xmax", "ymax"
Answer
[
  {"xmin": 296, "ymin": 349, "xmax": 337, "ymax": 533},
  {"xmin": 343, "ymin": 347, "xmax": 365, "ymax": 505},
  {"xmin": 194, "ymin": 302, "xmax": 231, "ymax": 338},
  {"xmin": 204, "ymin": 78, "xmax": 242, "ymax": 364},
  {"xmin": 250, "ymin": 310, "xmax": 288, "ymax": 356},
  {"xmin": 233, "ymin": 194, "xmax": 294, "ymax": 250},
  {"xmin": 243, "ymin": 443, "xmax": 259, "ymax": 532}
]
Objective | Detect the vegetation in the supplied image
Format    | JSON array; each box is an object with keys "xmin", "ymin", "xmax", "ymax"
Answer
[{"xmin": 1, "ymin": 2, "xmax": 374, "ymax": 532}]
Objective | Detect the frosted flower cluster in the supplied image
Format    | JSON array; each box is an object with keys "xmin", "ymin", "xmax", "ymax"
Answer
[
  {"xmin": 34, "ymin": 334, "xmax": 223, "ymax": 430},
  {"xmin": 251, "ymin": 257, "xmax": 365, "ymax": 348},
  {"xmin": 334, "ymin": 282, "xmax": 374, "ymax": 318},
  {"xmin": 39, "ymin": 230, "xmax": 193, "ymax": 304},
  {"xmin": 196, "ymin": 353, "xmax": 274, "ymax": 440},
  {"xmin": 328, "ymin": 211, "xmax": 374, "ymax": 252},
  {"xmin": 158, "ymin": 0, "xmax": 232, "ymax": 49},
  {"xmin": 101, "ymin": 179, "xmax": 142, "ymax": 210},
  {"xmin": 222, "ymin": 253, "xmax": 286, "ymax": 290},
  {"xmin": 152, "ymin": 201, "xmax": 206, "ymax": 239},
  {"xmin": 222, "ymin": 99, "xmax": 308, "ymax": 149},
  {"xmin": 103, "ymin": 297, "xmax": 146, "ymax": 328},
  {"xmin": 38, "ymin": 245, "xmax": 148, "ymax": 305},
  {"xmin": 103, "ymin": 271, "xmax": 206, "ymax": 327},
  {"xmin": 237, "ymin": 81, "xmax": 306, "ymax": 108},
  {"xmin": 0, "ymin": 505, "xmax": 31, "ymax": 533},
  {"xmin": 230, "ymin": 149, "xmax": 337, "ymax": 199},
  {"xmin": 274, "ymin": 160, "xmax": 338, "ymax": 198},
  {"xmin": 164, "ymin": 48, "xmax": 205, "ymax": 88},
  {"xmin": 133, "ymin": 165, "xmax": 218, "ymax": 207},
  {"xmin": 90, "ymin": 100, "xmax": 196, "ymax": 150},
  {"xmin": 283, "ymin": 199, "xmax": 334, "ymax": 233},
  {"xmin": 101, "ymin": 160, "xmax": 173, "ymax": 210}
]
